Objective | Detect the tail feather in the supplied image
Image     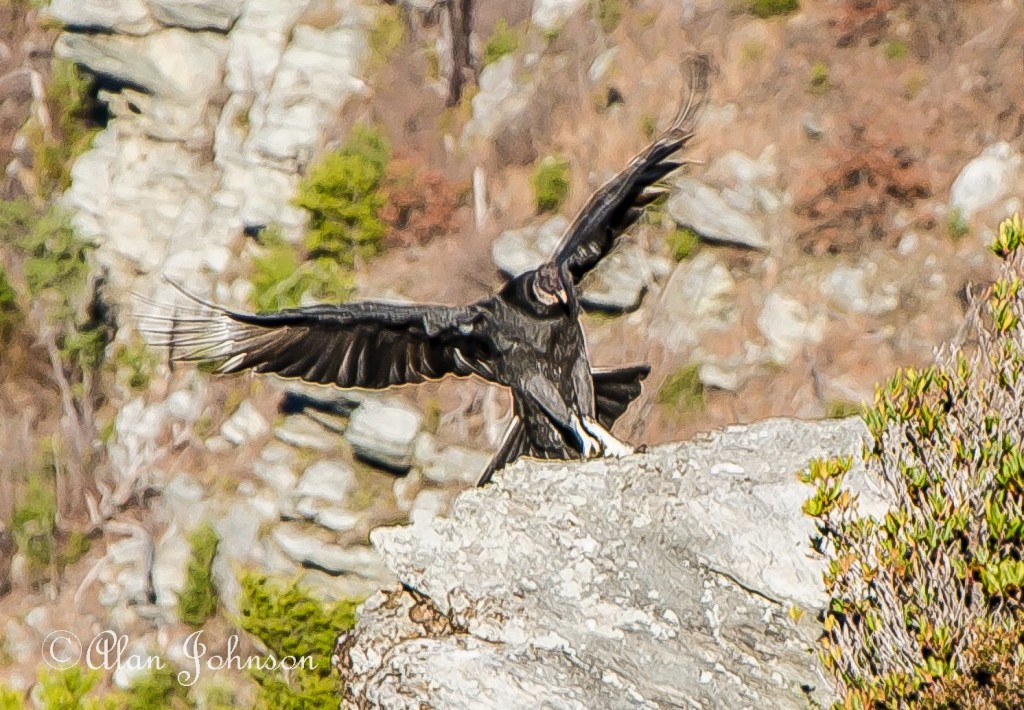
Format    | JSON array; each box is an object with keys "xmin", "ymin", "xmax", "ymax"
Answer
[{"xmin": 592, "ymin": 364, "xmax": 650, "ymax": 429}]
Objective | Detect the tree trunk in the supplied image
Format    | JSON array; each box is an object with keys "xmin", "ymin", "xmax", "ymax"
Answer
[{"xmin": 445, "ymin": 0, "xmax": 474, "ymax": 106}]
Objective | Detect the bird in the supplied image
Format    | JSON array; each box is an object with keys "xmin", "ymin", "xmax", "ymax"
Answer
[{"xmin": 145, "ymin": 55, "xmax": 712, "ymax": 487}]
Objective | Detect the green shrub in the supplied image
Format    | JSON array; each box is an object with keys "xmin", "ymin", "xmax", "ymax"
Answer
[
  {"xmin": 482, "ymin": 19, "xmax": 520, "ymax": 66},
  {"xmin": 0, "ymin": 686, "xmax": 24, "ymax": 710},
  {"xmin": 250, "ymin": 227, "xmax": 306, "ymax": 312},
  {"xmin": 0, "ymin": 199, "xmax": 107, "ymax": 372},
  {"xmin": 657, "ymin": 364, "xmax": 705, "ymax": 413},
  {"xmin": 122, "ymin": 664, "xmax": 193, "ymax": 710},
  {"xmin": 802, "ymin": 213, "xmax": 1024, "ymax": 707},
  {"xmin": 198, "ymin": 685, "xmax": 236, "ymax": 710},
  {"xmin": 947, "ymin": 206, "xmax": 970, "ymax": 242},
  {"xmin": 238, "ymin": 573, "xmax": 360, "ymax": 710},
  {"xmin": 904, "ymin": 73, "xmax": 926, "ymax": 100},
  {"xmin": 250, "ymin": 229, "xmax": 355, "ymax": 312},
  {"xmin": 368, "ymin": 5, "xmax": 404, "ymax": 68},
  {"xmin": 667, "ymin": 227, "xmax": 701, "ymax": 261},
  {"xmin": 260, "ymin": 125, "xmax": 391, "ymax": 311},
  {"xmin": 885, "ymin": 40, "xmax": 909, "ymax": 60},
  {"xmin": 532, "ymin": 156, "xmax": 571, "ymax": 214},
  {"xmin": 1, "ymin": 665, "xmax": 190, "ymax": 710},
  {"xmin": 178, "ymin": 524, "xmax": 220, "ymax": 627},
  {"xmin": 36, "ymin": 667, "xmax": 109, "ymax": 710},
  {"xmin": 0, "ymin": 266, "xmax": 20, "ymax": 343},
  {"xmin": 11, "ymin": 470, "xmax": 58, "ymax": 585},
  {"xmin": 741, "ymin": 41, "xmax": 767, "ymax": 64},
  {"xmin": 824, "ymin": 399, "xmax": 861, "ymax": 419},
  {"xmin": 592, "ymin": 0, "xmax": 623, "ymax": 33},
  {"xmin": 745, "ymin": 0, "xmax": 799, "ymax": 18},
  {"xmin": 113, "ymin": 337, "xmax": 157, "ymax": 392},
  {"xmin": 34, "ymin": 60, "xmax": 101, "ymax": 195},
  {"xmin": 296, "ymin": 125, "xmax": 390, "ymax": 269},
  {"xmin": 10, "ymin": 457, "xmax": 92, "ymax": 587},
  {"xmin": 808, "ymin": 61, "xmax": 830, "ymax": 95},
  {"xmin": 0, "ymin": 634, "xmax": 13, "ymax": 668},
  {"xmin": 639, "ymin": 114, "xmax": 657, "ymax": 141}
]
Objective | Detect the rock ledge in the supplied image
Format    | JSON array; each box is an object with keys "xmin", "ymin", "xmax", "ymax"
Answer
[{"xmin": 335, "ymin": 416, "xmax": 883, "ymax": 708}]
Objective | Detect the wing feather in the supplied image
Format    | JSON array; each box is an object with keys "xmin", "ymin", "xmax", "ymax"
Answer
[
  {"xmin": 551, "ymin": 54, "xmax": 713, "ymax": 282},
  {"xmin": 141, "ymin": 287, "xmax": 494, "ymax": 389}
]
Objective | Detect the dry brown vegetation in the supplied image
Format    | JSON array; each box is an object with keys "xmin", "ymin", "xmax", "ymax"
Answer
[
  {"xmin": 380, "ymin": 157, "xmax": 469, "ymax": 249},
  {"xmin": 795, "ymin": 126, "xmax": 932, "ymax": 255}
]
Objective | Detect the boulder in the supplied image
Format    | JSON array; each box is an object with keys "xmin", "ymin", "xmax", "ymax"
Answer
[
  {"xmin": 651, "ymin": 252, "xmax": 737, "ymax": 351},
  {"xmin": 531, "ymin": 0, "xmax": 585, "ymax": 31},
  {"xmin": 56, "ymin": 28, "xmax": 228, "ymax": 103},
  {"xmin": 296, "ymin": 460, "xmax": 354, "ymax": 504},
  {"xmin": 253, "ymin": 458, "xmax": 297, "ymax": 493},
  {"xmin": 821, "ymin": 263, "xmax": 898, "ymax": 316},
  {"xmin": 220, "ymin": 400, "xmax": 270, "ymax": 445},
  {"xmin": 949, "ymin": 141, "xmax": 1023, "ymax": 218},
  {"xmin": 151, "ymin": 526, "xmax": 190, "ymax": 608},
  {"xmin": 490, "ymin": 215, "xmax": 567, "ymax": 278},
  {"xmin": 336, "ymin": 417, "xmax": 885, "ymax": 707},
  {"xmin": 272, "ymin": 524, "xmax": 393, "ymax": 582},
  {"xmin": 575, "ymin": 242, "xmax": 654, "ymax": 312},
  {"xmin": 420, "ymin": 444, "xmax": 491, "ymax": 487},
  {"xmin": 316, "ymin": 508, "xmax": 363, "ymax": 534},
  {"xmin": 49, "ymin": 0, "xmax": 157, "ymax": 35},
  {"xmin": 756, "ymin": 292, "xmax": 825, "ymax": 364},
  {"xmin": 667, "ymin": 177, "xmax": 769, "ymax": 250},
  {"xmin": 345, "ymin": 399, "xmax": 423, "ymax": 472},
  {"xmin": 275, "ymin": 414, "xmax": 344, "ymax": 451},
  {"xmin": 704, "ymin": 147, "xmax": 782, "ymax": 215},
  {"xmin": 147, "ymin": 0, "xmax": 246, "ymax": 31},
  {"xmin": 409, "ymin": 489, "xmax": 449, "ymax": 527},
  {"xmin": 465, "ymin": 56, "xmax": 526, "ymax": 144}
]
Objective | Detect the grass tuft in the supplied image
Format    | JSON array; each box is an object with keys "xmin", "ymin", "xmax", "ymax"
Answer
[
  {"xmin": 177, "ymin": 523, "xmax": 220, "ymax": 628},
  {"xmin": 532, "ymin": 156, "xmax": 571, "ymax": 214},
  {"xmin": 482, "ymin": 19, "xmax": 520, "ymax": 67}
]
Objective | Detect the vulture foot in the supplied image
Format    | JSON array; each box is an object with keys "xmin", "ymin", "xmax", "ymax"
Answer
[{"xmin": 580, "ymin": 417, "xmax": 633, "ymax": 458}]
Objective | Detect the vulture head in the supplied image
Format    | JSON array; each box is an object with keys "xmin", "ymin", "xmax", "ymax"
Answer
[
  {"xmin": 531, "ymin": 262, "xmax": 570, "ymax": 309},
  {"xmin": 502, "ymin": 261, "xmax": 570, "ymax": 317}
]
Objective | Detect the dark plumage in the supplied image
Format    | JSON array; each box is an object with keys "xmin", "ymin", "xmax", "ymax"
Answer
[{"xmin": 145, "ymin": 56, "xmax": 712, "ymax": 486}]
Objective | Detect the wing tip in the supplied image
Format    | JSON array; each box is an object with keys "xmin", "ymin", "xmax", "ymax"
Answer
[{"xmin": 669, "ymin": 52, "xmax": 717, "ymax": 136}]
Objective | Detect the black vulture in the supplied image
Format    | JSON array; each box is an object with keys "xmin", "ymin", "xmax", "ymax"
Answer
[{"xmin": 147, "ymin": 56, "xmax": 713, "ymax": 486}]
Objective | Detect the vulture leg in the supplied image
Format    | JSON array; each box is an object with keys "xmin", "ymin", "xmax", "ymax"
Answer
[
  {"xmin": 569, "ymin": 414, "xmax": 603, "ymax": 457},
  {"xmin": 580, "ymin": 417, "xmax": 634, "ymax": 457}
]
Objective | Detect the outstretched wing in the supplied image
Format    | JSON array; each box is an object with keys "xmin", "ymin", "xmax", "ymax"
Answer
[
  {"xmin": 552, "ymin": 54, "xmax": 713, "ymax": 283},
  {"xmin": 141, "ymin": 288, "xmax": 494, "ymax": 389}
]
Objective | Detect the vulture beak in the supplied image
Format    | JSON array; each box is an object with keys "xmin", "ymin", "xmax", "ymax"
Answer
[{"xmin": 555, "ymin": 286, "xmax": 569, "ymax": 304}]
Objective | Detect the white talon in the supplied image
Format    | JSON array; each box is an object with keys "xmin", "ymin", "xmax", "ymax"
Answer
[
  {"xmin": 579, "ymin": 416, "xmax": 634, "ymax": 458},
  {"xmin": 570, "ymin": 415, "xmax": 602, "ymax": 457}
]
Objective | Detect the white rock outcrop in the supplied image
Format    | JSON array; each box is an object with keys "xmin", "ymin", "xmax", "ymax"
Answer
[
  {"xmin": 667, "ymin": 177, "xmax": 770, "ymax": 250},
  {"xmin": 55, "ymin": 0, "xmax": 373, "ymax": 299},
  {"xmin": 531, "ymin": 0, "xmax": 586, "ymax": 31},
  {"xmin": 949, "ymin": 141, "xmax": 1023, "ymax": 218},
  {"xmin": 345, "ymin": 398, "xmax": 424, "ymax": 471},
  {"xmin": 757, "ymin": 291, "xmax": 825, "ymax": 364},
  {"xmin": 336, "ymin": 416, "xmax": 886, "ymax": 708}
]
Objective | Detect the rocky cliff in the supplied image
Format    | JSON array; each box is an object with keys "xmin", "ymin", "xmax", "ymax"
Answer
[
  {"xmin": 52, "ymin": 0, "xmax": 372, "ymax": 297},
  {"xmin": 335, "ymin": 416, "xmax": 886, "ymax": 708}
]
